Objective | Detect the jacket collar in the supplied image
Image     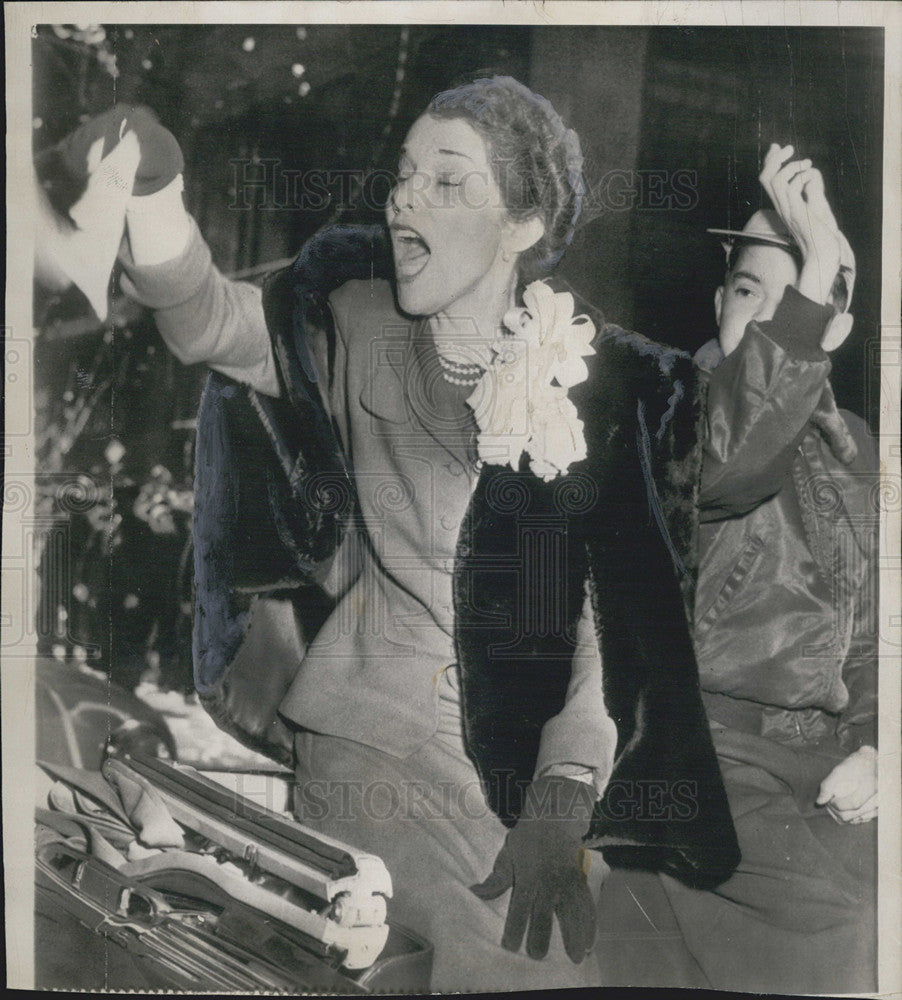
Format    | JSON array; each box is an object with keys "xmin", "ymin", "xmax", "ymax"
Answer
[
  {"xmin": 358, "ymin": 327, "xmax": 410, "ymax": 424},
  {"xmin": 359, "ymin": 316, "xmax": 478, "ymax": 465}
]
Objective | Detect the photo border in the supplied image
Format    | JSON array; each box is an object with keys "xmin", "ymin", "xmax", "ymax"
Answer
[{"xmin": 5, "ymin": 2, "xmax": 900, "ymax": 993}]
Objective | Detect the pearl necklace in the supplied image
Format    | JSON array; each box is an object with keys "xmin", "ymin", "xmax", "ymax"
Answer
[
  {"xmin": 441, "ymin": 371, "xmax": 482, "ymax": 386},
  {"xmin": 437, "ymin": 352, "xmax": 484, "ymax": 387}
]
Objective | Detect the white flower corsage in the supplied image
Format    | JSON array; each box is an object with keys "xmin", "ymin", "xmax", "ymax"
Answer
[{"xmin": 466, "ymin": 280, "xmax": 596, "ymax": 482}]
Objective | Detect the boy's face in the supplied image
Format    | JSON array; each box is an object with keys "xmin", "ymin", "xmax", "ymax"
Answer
[{"xmin": 715, "ymin": 242, "xmax": 800, "ymax": 356}]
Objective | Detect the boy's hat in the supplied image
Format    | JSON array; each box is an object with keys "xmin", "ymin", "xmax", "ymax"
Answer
[
  {"xmin": 708, "ymin": 208, "xmax": 855, "ymax": 311},
  {"xmin": 708, "ymin": 208, "xmax": 797, "ymax": 254}
]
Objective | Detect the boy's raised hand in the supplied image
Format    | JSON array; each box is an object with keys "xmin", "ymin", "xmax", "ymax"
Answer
[{"xmin": 759, "ymin": 143, "xmax": 843, "ymax": 307}]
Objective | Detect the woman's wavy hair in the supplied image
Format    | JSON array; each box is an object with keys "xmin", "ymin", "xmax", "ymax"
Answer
[{"xmin": 427, "ymin": 76, "xmax": 585, "ymax": 282}]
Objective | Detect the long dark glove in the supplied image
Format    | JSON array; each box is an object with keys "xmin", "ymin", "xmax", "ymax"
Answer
[{"xmin": 470, "ymin": 775, "xmax": 597, "ymax": 962}]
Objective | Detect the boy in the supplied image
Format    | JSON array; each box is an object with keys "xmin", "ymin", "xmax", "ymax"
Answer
[{"xmin": 596, "ymin": 145, "xmax": 878, "ymax": 993}]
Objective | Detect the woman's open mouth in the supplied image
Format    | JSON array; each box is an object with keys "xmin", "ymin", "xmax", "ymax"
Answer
[{"xmin": 390, "ymin": 225, "xmax": 431, "ymax": 281}]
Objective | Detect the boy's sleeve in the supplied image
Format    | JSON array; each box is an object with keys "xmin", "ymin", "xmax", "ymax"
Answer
[
  {"xmin": 837, "ymin": 634, "xmax": 878, "ymax": 753},
  {"xmin": 699, "ymin": 286, "xmax": 836, "ymax": 520},
  {"xmin": 835, "ymin": 544, "xmax": 878, "ymax": 752},
  {"xmin": 835, "ymin": 414, "xmax": 879, "ymax": 752},
  {"xmin": 119, "ymin": 217, "xmax": 280, "ymax": 397}
]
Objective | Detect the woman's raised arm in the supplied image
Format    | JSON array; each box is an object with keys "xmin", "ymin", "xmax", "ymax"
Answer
[
  {"xmin": 119, "ymin": 181, "xmax": 280, "ymax": 397},
  {"xmin": 40, "ymin": 104, "xmax": 280, "ymax": 397}
]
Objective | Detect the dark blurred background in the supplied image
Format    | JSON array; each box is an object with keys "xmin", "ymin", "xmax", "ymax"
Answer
[{"xmin": 31, "ymin": 23, "xmax": 884, "ymax": 690}]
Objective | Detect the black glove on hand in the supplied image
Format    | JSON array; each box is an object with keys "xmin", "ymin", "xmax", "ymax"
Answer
[
  {"xmin": 55, "ymin": 103, "xmax": 184, "ymax": 196},
  {"xmin": 471, "ymin": 775, "xmax": 597, "ymax": 962}
]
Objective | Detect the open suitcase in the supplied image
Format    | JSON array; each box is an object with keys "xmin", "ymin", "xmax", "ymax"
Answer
[{"xmin": 35, "ymin": 753, "xmax": 433, "ymax": 992}]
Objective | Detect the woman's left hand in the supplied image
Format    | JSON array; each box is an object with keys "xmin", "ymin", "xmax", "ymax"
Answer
[{"xmin": 470, "ymin": 776, "xmax": 598, "ymax": 962}]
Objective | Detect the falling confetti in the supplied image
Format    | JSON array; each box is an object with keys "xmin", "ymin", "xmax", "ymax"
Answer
[{"xmin": 105, "ymin": 439, "xmax": 126, "ymax": 465}]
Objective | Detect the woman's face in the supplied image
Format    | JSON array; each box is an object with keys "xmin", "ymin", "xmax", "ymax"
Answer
[{"xmin": 387, "ymin": 114, "xmax": 512, "ymax": 318}]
